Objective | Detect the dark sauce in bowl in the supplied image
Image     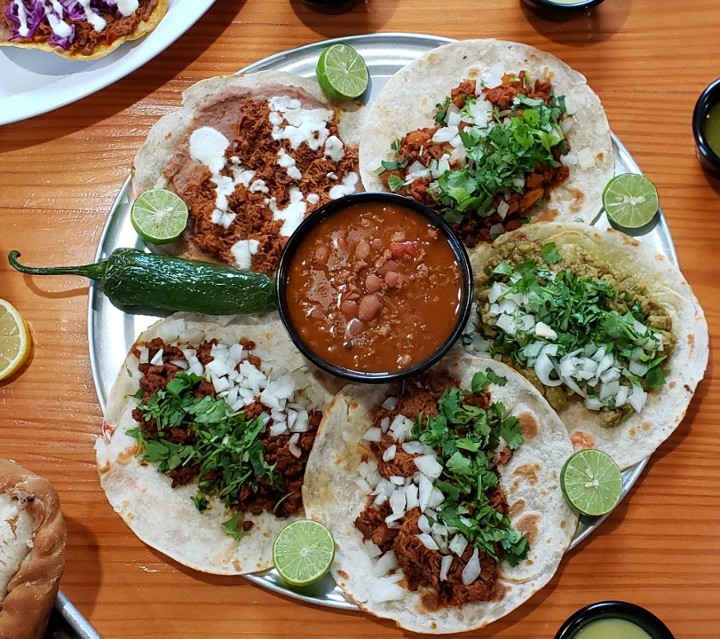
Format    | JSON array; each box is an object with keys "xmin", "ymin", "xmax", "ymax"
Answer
[{"xmin": 277, "ymin": 193, "xmax": 472, "ymax": 382}]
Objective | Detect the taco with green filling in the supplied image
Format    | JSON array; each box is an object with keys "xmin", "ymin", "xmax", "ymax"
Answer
[{"xmin": 464, "ymin": 221, "xmax": 709, "ymax": 469}]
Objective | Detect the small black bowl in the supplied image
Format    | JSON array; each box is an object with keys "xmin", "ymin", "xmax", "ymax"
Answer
[
  {"xmin": 555, "ymin": 601, "xmax": 675, "ymax": 639},
  {"xmin": 692, "ymin": 78, "xmax": 720, "ymax": 178},
  {"xmin": 298, "ymin": 0, "xmax": 360, "ymax": 13},
  {"xmin": 276, "ymin": 192, "xmax": 473, "ymax": 384},
  {"xmin": 523, "ymin": 0, "xmax": 605, "ymax": 20}
]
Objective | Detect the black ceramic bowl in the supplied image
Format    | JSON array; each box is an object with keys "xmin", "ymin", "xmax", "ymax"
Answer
[
  {"xmin": 555, "ymin": 601, "xmax": 675, "ymax": 639},
  {"xmin": 276, "ymin": 192, "xmax": 473, "ymax": 384},
  {"xmin": 692, "ymin": 78, "xmax": 720, "ymax": 177},
  {"xmin": 523, "ymin": 0, "xmax": 605, "ymax": 20}
]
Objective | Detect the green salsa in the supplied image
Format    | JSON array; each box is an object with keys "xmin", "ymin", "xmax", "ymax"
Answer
[
  {"xmin": 704, "ymin": 101, "xmax": 720, "ymax": 157},
  {"xmin": 575, "ymin": 618, "xmax": 653, "ymax": 639}
]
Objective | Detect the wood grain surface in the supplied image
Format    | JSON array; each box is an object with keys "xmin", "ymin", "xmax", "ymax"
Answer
[{"xmin": 1, "ymin": 1, "xmax": 719, "ymax": 637}]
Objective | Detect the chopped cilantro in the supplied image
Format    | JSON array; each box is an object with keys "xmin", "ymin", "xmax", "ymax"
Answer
[
  {"xmin": 411, "ymin": 370, "xmax": 529, "ymax": 566},
  {"xmin": 383, "ymin": 82, "xmax": 570, "ymax": 224},
  {"xmin": 387, "ymin": 174, "xmax": 406, "ymax": 193},
  {"xmin": 222, "ymin": 512, "xmax": 247, "ymax": 540},
  {"xmin": 541, "ymin": 242, "xmax": 562, "ymax": 264},
  {"xmin": 128, "ymin": 372, "xmax": 286, "ymax": 535}
]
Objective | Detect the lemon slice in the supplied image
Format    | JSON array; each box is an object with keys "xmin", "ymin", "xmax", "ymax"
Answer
[
  {"xmin": 561, "ymin": 449, "xmax": 623, "ymax": 517},
  {"xmin": 316, "ymin": 43, "xmax": 369, "ymax": 100},
  {"xmin": 131, "ymin": 189, "xmax": 189, "ymax": 244},
  {"xmin": 602, "ymin": 173, "xmax": 659, "ymax": 229},
  {"xmin": 0, "ymin": 299, "xmax": 32, "ymax": 381},
  {"xmin": 272, "ymin": 519, "xmax": 335, "ymax": 587}
]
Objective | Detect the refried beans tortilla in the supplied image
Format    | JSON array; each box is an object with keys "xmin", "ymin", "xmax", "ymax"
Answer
[
  {"xmin": 303, "ymin": 357, "xmax": 578, "ymax": 634},
  {"xmin": 359, "ymin": 39, "xmax": 613, "ymax": 246},
  {"xmin": 95, "ymin": 312, "xmax": 340, "ymax": 575},
  {"xmin": 0, "ymin": 0, "xmax": 167, "ymax": 60},
  {"xmin": 132, "ymin": 71, "xmax": 365, "ymax": 274},
  {"xmin": 465, "ymin": 222, "xmax": 709, "ymax": 470}
]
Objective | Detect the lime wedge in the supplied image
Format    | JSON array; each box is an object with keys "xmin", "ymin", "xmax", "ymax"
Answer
[
  {"xmin": 602, "ymin": 173, "xmax": 659, "ymax": 229},
  {"xmin": 560, "ymin": 449, "xmax": 623, "ymax": 517},
  {"xmin": 0, "ymin": 298, "xmax": 32, "ymax": 381},
  {"xmin": 316, "ymin": 43, "xmax": 369, "ymax": 100},
  {"xmin": 131, "ymin": 189, "xmax": 189, "ymax": 244},
  {"xmin": 272, "ymin": 519, "xmax": 335, "ymax": 586}
]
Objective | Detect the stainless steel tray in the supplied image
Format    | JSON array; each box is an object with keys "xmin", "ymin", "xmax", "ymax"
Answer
[{"xmin": 87, "ymin": 33, "xmax": 676, "ymax": 613}]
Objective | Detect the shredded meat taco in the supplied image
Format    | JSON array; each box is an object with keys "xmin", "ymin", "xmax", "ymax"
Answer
[
  {"xmin": 132, "ymin": 71, "xmax": 365, "ymax": 275},
  {"xmin": 465, "ymin": 222, "xmax": 709, "ymax": 469},
  {"xmin": 359, "ymin": 39, "xmax": 613, "ymax": 246},
  {"xmin": 303, "ymin": 357, "xmax": 577, "ymax": 634},
  {"xmin": 95, "ymin": 313, "xmax": 339, "ymax": 575},
  {"xmin": 0, "ymin": 0, "xmax": 167, "ymax": 60}
]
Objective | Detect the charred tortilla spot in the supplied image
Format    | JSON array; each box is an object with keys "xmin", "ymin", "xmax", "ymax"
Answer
[
  {"xmin": 571, "ymin": 431, "xmax": 595, "ymax": 450},
  {"xmin": 516, "ymin": 513, "xmax": 540, "ymax": 545},
  {"xmin": 509, "ymin": 499, "xmax": 526, "ymax": 517},
  {"xmin": 688, "ymin": 333, "xmax": 695, "ymax": 348},
  {"xmin": 513, "ymin": 463, "xmax": 540, "ymax": 485},
  {"xmin": 517, "ymin": 412, "xmax": 539, "ymax": 440},
  {"xmin": 642, "ymin": 421, "xmax": 651, "ymax": 432},
  {"xmin": 337, "ymin": 569, "xmax": 349, "ymax": 580}
]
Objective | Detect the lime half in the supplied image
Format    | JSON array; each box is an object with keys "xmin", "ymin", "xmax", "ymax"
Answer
[
  {"xmin": 272, "ymin": 519, "xmax": 335, "ymax": 587},
  {"xmin": 131, "ymin": 189, "xmax": 189, "ymax": 244},
  {"xmin": 602, "ymin": 173, "xmax": 659, "ymax": 229},
  {"xmin": 560, "ymin": 449, "xmax": 623, "ymax": 517},
  {"xmin": 0, "ymin": 299, "xmax": 32, "ymax": 381},
  {"xmin": 316, "ymin": 43, "xmax": 369, "ymax": 100}
]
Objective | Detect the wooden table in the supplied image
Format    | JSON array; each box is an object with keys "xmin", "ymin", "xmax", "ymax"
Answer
[{"xmin": 1, "ymin": 1, "xmax": 719, "ymax": 637}]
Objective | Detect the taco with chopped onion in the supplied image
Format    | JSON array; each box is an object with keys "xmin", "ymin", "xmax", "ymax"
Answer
[
  {"xmin": 95, "ymin": 312, "xmax": 339, "ymax": 575},
  {"xmin": 0, "ymin": 0, "xmax": 167, "ymax": 60},
  {"xmin": 359, "ymin": 39, "xmax": 613, "ymax": 246},
  {"xmin": 132, "ymin": 71, "xmax": 365, "ymax": 275},
  {"xmin": 303, "ymin": 357, "xmax": 577, "ymax": 634},
  {"xmin": 464, "ymin": 221, "xmax": 709, "ymax": 469}
]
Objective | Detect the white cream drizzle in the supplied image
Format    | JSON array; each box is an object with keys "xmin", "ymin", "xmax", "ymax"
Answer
[{"xmin": 77, "ymin": 0, "xmax": 107, "ymax": 31}]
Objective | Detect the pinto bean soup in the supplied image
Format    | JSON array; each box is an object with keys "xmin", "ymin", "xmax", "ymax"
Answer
[{"xmin": 277, "ymin": 193, "xmax": 472, "ymax": 380}]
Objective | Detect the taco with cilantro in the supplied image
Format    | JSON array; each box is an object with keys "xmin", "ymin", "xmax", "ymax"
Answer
[
  {"xmin": 359, "ymin": 39, "xmax": 613, "ymax": 246},
  {"xmin": 465, "ymin": 222, "xmax": 709, "ymax": 469},
  {"xmin": 96, "ymin": 312, "xmax": 338, "ymax": 575},
  {"xmin": 303, "ymin": 357, "xmax": 577, "ymax": 634}
]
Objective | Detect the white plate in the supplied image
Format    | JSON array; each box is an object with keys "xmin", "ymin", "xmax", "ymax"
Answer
[{"xmin": 0, "ymin": 0, "xmax": 215, "ymax": 126}]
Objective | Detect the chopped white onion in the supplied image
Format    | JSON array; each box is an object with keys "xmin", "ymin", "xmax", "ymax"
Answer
[
  {"xmin": 370, "ymin": 578, "xmax": 404, "ymax": 603},
  {"xmin": 372, "ymin": 551, "xmax": 399, "ymax": 577},
  {"xmin": 364, "ymin": 539, "xmax": 382, "ymax": 559},
  {"xmin": 440, "ymin": 555, "xmax": 454, "ymax": 581},
  {"xmin": 288, "ymin": 433, "xmax": 302, "ymax": 458},
  {"xmin": 461, "ymin": 548, "xmax": 481, "ymax": 585},
  {"xmin": 362, "ymin": 427, "xmax": 382, "ymax": 442},
  {"xmin": 416, "ymin": 533, "xmax": 439, "ymax": 550},
  {"xmin": 382, "ymin": 444, "xmax": 397, "ymax": 462},
  {"xmin": 449, "ymin": 534, "xmax": 469, "ymax": 557},
  {"xmin": 414, "ymin": 455, "xmax": 443, "ymax": 479}
]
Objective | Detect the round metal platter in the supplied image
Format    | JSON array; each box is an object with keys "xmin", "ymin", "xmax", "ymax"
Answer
[{"xmin": 88, "ymin": 33, "xmax": 677, "ymax": 611}]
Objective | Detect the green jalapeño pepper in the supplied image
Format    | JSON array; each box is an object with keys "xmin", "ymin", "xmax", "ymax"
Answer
[{"xmin": 8, "ymin": 249, "xmax": 277, "ymax": 315}]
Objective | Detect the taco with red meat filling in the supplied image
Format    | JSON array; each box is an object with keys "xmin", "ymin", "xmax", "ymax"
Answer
[
  {"xmin": 131, "ymin": 71, "xmax": 364, "ymax": 275},
  {"xmin": 303, "ymin": 357, "xmax": 577, "ymax": 634},
  {"xmin": 96, "ymin": 312, "xmax": 339, "ymax": 575},
  {"xmin": 0, "ymin": 0, "xmax": 167, "ymax": 60},
  {"xmin": 359, "ymin": 39, "xmax": 613, "ymax": 246}
]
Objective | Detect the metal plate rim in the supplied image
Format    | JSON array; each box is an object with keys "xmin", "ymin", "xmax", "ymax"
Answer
[{"xmin": 87, "ymin": 32, "xmax": 674, "ymax": 612}]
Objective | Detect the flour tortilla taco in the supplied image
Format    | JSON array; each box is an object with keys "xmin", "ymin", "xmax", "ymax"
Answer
[
  {"xmin": 0, "ymin": 0, "xmax": 167, "ymax": 60},
  {"xmin": 359, "ymin": 39, "xmax": 613, "ymax": 246},
  {"xmin": 132, "ymin": 71, "xmax": 365, "ymax": 274},
  {"xmin": 95, "ymin": 312, "xmax": 339, "ymax": 575},
  {"xmin": 303, "ymin": 357, "xmax": 577, "ymax": 634},
  {"xmin": 465, "ymin": 222, "xmax": 709, "ymax": 470}
]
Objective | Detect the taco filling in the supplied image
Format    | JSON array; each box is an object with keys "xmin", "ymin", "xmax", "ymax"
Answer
[
  {"xmin": 372, "ymin": 72, "xmax": 578, "ymax": 246},
  {"xmin": 353, "ymin": 370, "xmax": 528, "ymax": 609},
  {"xmin": 162, "ymin": 85, "xmax": 359, "ymax": 274},
  {"xmin": 124, "ymin": 334, "xmax": 322, "ymax": 538},
  {"xmin": 1, "ymin": 0, "xmax": 161, "ymax": 57},
  {"xmin": 465, "ymin": 237, "xmax": 675, "ymax": 427}
]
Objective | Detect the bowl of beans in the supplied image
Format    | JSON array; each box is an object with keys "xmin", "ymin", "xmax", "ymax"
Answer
[{"xmin": 276, "ymin": 192, "xmax": 473, "ymax": 383}]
